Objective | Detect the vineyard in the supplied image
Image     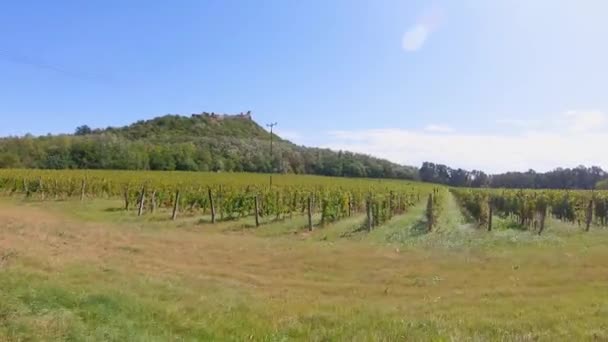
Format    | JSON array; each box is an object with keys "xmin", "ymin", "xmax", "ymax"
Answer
[
  {"xmin": 2, "ymin": 169, "xmax": 607, "ymax": 237},
  {"xmin": 452, "ymin": 188, "xmax": 608, "ymax": 234},
  {"xmin": 0, "ymin": 169, "xmax": 442, "ymax": 232},
  {"xmin": 3, "ymin": 169, "xmax": 608, "ymax": 340}
]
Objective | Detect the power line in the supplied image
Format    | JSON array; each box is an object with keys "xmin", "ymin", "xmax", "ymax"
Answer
[{"xmin": 0, "ymin": 48, "xmax": 113, "ymax": 84}]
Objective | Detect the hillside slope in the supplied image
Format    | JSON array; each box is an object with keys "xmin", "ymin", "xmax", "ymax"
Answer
[
  {"xmin": 98, "ymin": 112, "xmax": 271, "ymax": 141},
  {"xmin": 0, "ymin": 112, "xmax": 418, "ymax": 180}
]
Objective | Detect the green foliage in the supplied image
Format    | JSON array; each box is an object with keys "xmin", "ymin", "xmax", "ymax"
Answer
[
  {"xmin": 421, "ymin": 162, "xmax": 607, "ymax": 190},
  {"xmin": 74, "ymin": 125, "xmax": 92, "ymax": 135},
  {"xmin": 0, "ymin": 169, "xmax": 432, "ymax": 227},
  {"xmin": 424, "ymin": 188, "xmax": 445, "ymax": 231},
  {"xmin": 0, "ymin": 114, "xmax": 418, "ymax": 180},
  {"xmin": 452, "ymin": 188, "xmax": 608, "ymax": 232}
]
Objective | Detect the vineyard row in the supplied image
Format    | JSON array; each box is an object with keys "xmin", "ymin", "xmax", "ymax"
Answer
[
  {"xmin": 0, "ymin": 170, "xmax": 440, "ymax": 231},
  {"xmin": 452, "ymin": 188, "xmax": 608, "ymax": 234}
]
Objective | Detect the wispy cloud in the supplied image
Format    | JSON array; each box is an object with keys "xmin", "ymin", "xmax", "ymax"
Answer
[
  {"xmin": 562, "ymin": 110, "xmax": 607, "ymax": 132},
  {"xmin": 424, "ymin": 124, "xmax": 454, "ymax": 133},
  {"xmin": 323, "ymin": 111, "xmax": 608, "ymax": 173},
  {"xmin": 402, "ymin": 26, "xmax": 431, "ymax": 52},
  {"xmin": 402, "ymin": 5, "xmax": 445, "ymax": 52}
]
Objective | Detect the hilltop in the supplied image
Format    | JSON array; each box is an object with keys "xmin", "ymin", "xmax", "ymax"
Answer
[
  {"xmin": 85, "ymin": 111, "xmax": 271, "ymax": 142},
  {"xmin": 0, "ymin": 112, "xmax": 419, "ymax": 180}
]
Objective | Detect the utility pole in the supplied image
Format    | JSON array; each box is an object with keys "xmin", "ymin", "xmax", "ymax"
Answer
[{"xmin": 266, "ymin": 122, "xmax": 278, "ymax": 188}]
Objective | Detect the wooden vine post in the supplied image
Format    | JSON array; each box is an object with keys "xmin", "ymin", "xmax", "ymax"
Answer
[
  {"xmin": 38, "ymin": 177, "xmax": 44, "ymax": 200},
  {"xmin": 23, "ymin": 178, "xmax": 30, "ymax": 198},
  {"xmin": 426, "ymin": 194, "xmax": 434, "ymax": 232},
  {"xmin": 397, "ymin": 195, "xmax": 402, "ymax": 215},
  {"xmin": 150, "ymin": 190, "xmax": 157, "ymax": 213},
  {"xmin": 208, "ymin": 188, "xmax": 216, "ymax": 224},
  {"xmin": 171, "ymin": 190, "xmax": 180, "ymax": 221},
  {"xmin": 137, "ymin": 186, "xmax": 146, "ymax": 217},
  {"xmin": 320, "ymin": 198, "xmax": 327, "ymax": 226},
  {"xmin": 366, "ymin": 197, "xmax": 373, "ymax": 232},
  {"xmin": 254, "ymin": 195, "xmax": 260, "ymax": 227},
  {"xmin": 388, "ymin": 191, "xmax": 394, "ymax": 219},
  {"xmin": 80, "ymin": 179, "xmax": 86, "ymax": 202},
  {"xmin": 307, "ymin": 195, "xmax": 313, "ymax": 231},
  {"xmin": 487, "ymin": 199, "xmax": 493, "ymax": 231},
  {"xmin": 218, "ymin": 185, "xmax": 224, "ymax": 221},
  {"xmin": 538, "ymin": 205, "xmax": 547, "ymax": 236},
  {"xmin": 585, "ymin": 199, "xmax": 593, "ymax": 232},
  {"xmin": 347, "ymin": 196, "xmax": 352, "ymax": 217},
  {"xmin": 123, "ymin": 185, "xmax": 130, "ymax": 210}
]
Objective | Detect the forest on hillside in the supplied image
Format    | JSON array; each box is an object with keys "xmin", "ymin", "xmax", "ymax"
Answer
[{"xmin": 0, "ymin": 113, "xmax": 419, "ymax": 180}]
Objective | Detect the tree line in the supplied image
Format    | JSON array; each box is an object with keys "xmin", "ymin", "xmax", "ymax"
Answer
[{"xmin": 420, "ymin": 162, "xmax": 607, "ymax": 189}]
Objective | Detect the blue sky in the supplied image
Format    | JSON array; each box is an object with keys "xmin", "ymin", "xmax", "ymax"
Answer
[{"xmin": 2, "ymin": 1, "xmax": 608, "ymax": 172}]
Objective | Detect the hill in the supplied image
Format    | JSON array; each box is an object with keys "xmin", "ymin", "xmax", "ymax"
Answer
[{"xmin": 0, "ymin": 112, "xmax": 419, "ymax": 180}]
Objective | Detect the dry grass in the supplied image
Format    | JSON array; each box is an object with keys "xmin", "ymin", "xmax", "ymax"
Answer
[{"xmin": 2, "ymin": 197, "xmax": 608, "ymax": 340}]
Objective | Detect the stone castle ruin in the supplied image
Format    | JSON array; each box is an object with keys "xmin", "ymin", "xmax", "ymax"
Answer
[{"xmin": 191, "ymin": 111, "xmax": 252, "ymax": 121}]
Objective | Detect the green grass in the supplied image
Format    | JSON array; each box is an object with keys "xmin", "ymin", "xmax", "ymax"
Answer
[
  {"xmin": 0, "ymin": 265, "xmax": 275, "ymax": 341},
  {"xmin": 2, "ymin": 194, "xmax": 608, "ymax": 341},
  {"xmin": 309, "ymin": 214, "xmax": 367, "ymax": 241}
]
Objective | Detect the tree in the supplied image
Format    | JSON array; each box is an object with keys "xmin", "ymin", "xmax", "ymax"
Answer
[
  {"xmin": 597, "ymin": 179, "xmax": 608, "ymax": 190},
  {"xmin": 0, "ymin": 151, "xmax": 21, "ymax": 168},
  {"xmin": 449, "ymin": 168, "xmax": 470, "ymax": 187},
  {"xmin": 470, "ymin": 170, "xmax": 489, "ymax": 187},
  {"xmin": 149, "ymin": 146, "xmax": 176, "ymax": 171},
  {"xmin": 75, "ymin": 125, "xmax": 92, "ymax": 136}
]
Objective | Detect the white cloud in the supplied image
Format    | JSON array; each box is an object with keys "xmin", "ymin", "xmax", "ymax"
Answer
[
  {"xmin": 562, "ymin": 110, "xmax": 607, "ymax": 132},
  {"xmin": 402, "ymin": 25, "xmax": 430, "ymax": 52},
  {"xmin": 402, "ymin": 5, "xmax": 445, "ymax": 52},
  {"xmin": 424, "ymin": 124, "xmax": 454, "ymax": 133},
  {"xmin": 322, "ymin": 111, "xmax": 608, "ymax": 173}
]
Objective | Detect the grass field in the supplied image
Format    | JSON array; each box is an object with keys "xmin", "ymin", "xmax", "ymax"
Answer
[{"xmin": 2, "ymin": 192, "xmax": 608, "ymax": 341}]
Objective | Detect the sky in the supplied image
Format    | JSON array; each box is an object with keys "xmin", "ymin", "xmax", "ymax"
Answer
[{"xmin": 1, "ymin": 0, "xmax": 608, "ymax": 173}]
